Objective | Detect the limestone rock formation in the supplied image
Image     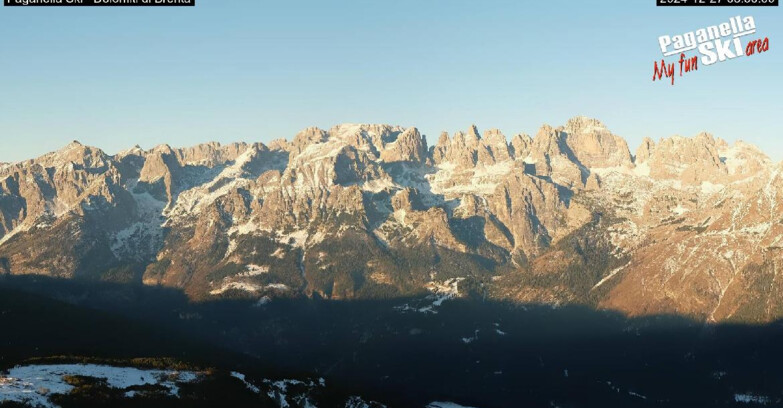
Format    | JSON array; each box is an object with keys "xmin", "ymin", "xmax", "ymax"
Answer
[{"xmin": 1, "ymin": 116, "xmax": 781, "ymax": 323}]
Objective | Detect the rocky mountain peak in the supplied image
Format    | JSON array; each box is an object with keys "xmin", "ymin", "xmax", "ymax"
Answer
[
  {"xmin": 151, "ymin": 144, "xmax": 175, "ymax": 155},
  {"xmin": 480, "ymin": 129, "xmax": 506, "ymax": 149},
  {"xmin": 432, "ymin": 131, "xmax": 451, "ymax": 164},
  {"xmin": 479, "ymin": 129, "xmax": 511, "ymax": 164},
  {"xmin": 436, "ymin": 131, "xmax": 450, "ymax": 145},
  {"xmin": 126, "ymin": 144, "xmax": 144, "ymax": 153},
  {"xmin": 267, "ymin": 138, "xmax": 290, "ymax": 152},
  {"xmin": 2, "ymin": 119, "xmax": 782, "ymax": 324},
  {"xmin": 443, "ymin": 127, "xmax": 481, "ymax": 167},
  {"xmin": 562, "ymin": 116, "xmax": 632, "ymax": 169},
  {"xmin": 467, "ymin": 124, "xmax": 482, "ymax": 144},
  {"xmin": 327, "ymin": 124, "xmax": 403, "ymax": 154},
  {"xmin": 564, "ymin": 116, "xmax": 608, "ymax": 134},
  {"xmin": 719, "ymin": 139, "xmax": 771, "ymax": 178},
  {"xmin": 531, "ymin": 124, "xmax": 563, "ymax": 157},
  {"xmin": 173, "ymin": 141, "xmax": 250, "ymax": 167},
  {"xmin": 34, "ymin": 140, "xmax": 109, "ymax": 170},
  {"xmin": 291, "ymin": 127, "xmax": 328, "ymax": 157},
  {"xmin": 509, "ymin": 133, "xmax": 532, "ymax": 160},
  {"xmin": 645, "ymin": 134, "xmax": 726, "ymax": 183},
  {"xmin": 380, "ymin": 127, "xmax": 428, "ymax": 164},
  {"xmin": 635, "ymin": 137, "xmax": 655, "ymax": 164}
]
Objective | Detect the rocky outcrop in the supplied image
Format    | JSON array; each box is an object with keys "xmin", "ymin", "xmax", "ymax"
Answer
[
  {"xmin": 1, "ymin": 117, "xmax": 781, "ymax": 323},
  {"xmin": 431, "ymin": 132, "xmax": 450, "ymax": 164},
  {"xmin": 290, "ymin": 127, "xmax": 328, "ymax": 157},
  {"xmin": 635, "ymin": 137, "xmax": 655, "ymax": 164},
  {"xmin": 478, "ymin": 129, "xmax": 511, "ymax": 164},
  {"xmin": 509, "ymin": 133, "xmax": 532, "ymax": 160},
  {"xmin": 645, "ymin": 133, "xmax": 727, "ymax": 184},
  {"xmin": 380, "ymin": 128, "xmax": 427, "ymax": 164},
  {"xmin": 562, "ymin": 116, "xmax": 632, "ymax": 168},
  {"xmin": 526, "ymin": 124, "xmax": 584, "ymax": 188}
]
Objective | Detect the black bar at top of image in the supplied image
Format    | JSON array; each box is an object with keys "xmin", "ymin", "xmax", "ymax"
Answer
[
  {"xmin": 5, "ymin": 0, "xmax": 194, "ymax": 6},
  {"xmin": 657, "ymin": 0, "xmax": 777, "ymax": 5}
]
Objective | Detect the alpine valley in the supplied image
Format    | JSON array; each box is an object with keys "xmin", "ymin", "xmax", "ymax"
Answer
[{"xmin": 3, "ymin": 117, "xmax": 783, "ymax": 407}]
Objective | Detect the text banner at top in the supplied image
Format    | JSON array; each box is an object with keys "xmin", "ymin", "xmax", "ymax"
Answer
[
  {"xmin": 5, "ymin": 0, "xmax": 194, "ymax": 6},
  {"xmin": 657, "ymin": 0, "xmax": 777, "ymax": 6}
]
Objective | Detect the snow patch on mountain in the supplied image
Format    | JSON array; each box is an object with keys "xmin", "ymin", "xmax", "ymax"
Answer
[
  {"xmin": 167, "ymin": 147, "xmax": 261, "ymax": 218},
  {"xmin": 592, "ymin": 263, "xmax": 630, "ymax": 290},
  {"xmin": 277, "ymin": 229, "xmax": 309, "ymax": 248},
  {"xmin": 209, "ymin": 281, "xmax": 290, "ymax": 296},
  {"xmin": 396, "ymin": 278, "xmax": 465, "ymax": 314}
]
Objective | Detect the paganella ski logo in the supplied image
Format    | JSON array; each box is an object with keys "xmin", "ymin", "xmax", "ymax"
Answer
[{"xmin": 653, "ymin": 16, "xmax": 769, "ymax": 85}]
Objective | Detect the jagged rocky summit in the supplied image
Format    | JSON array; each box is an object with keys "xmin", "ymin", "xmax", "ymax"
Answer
[{"xmin": 1, "ymin": 116, "xmax": 781, "ymax": 323}]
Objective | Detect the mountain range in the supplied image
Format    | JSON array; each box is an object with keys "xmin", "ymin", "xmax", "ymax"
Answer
[{"xmin": 1, "ymin": 116, "xmax": 781, "ymax": 323}]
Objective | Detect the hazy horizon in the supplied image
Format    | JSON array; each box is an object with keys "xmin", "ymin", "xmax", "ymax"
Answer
[{"xmin": 1, "ymin": 1, "xmax": 781, "ymax": 162}]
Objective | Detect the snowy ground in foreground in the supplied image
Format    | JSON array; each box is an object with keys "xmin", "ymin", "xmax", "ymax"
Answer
[
  {"xmin": 0, "ymin": 364, "xmax": 200, "ymax": 408},
  {"xmin": 426, "ymin": 402, "xmax": 478, "ymax": 408},
  {"xmin": 1, "ymin": 363, "xmax": 385, "ymax": 408}
]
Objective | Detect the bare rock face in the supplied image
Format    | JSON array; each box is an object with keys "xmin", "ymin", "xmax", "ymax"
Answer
[
  {"xmin": 509, "ymin": 133, "xmax": 532, "ymax": 160},
  {"xmin": 527, "ymin": 124, "xmax": 584, "ymax": 188},
  {"xmin": 446, "ymin": 128, "xmax": 480, "ymax": 168},
  {"xmin": 391, "ymin": 188, "xmax": 423, "ymax": 212},
  {"xmin": 584, "ymin": 172, "xmax": 601, "ymax": 190},
  {"xmin": 2, "ymin": 117, "xmax": 782, "ymax": 323},
  {"xmin": 466, "ymin": 125, "xmax": 482, "ymax": 148},
  {"xmin": 431, "ymin": 132, "xmax": 451, "ymax": 164},
  {"xmin": 267, "ymin": 138, "xmax": 291, "ymax": 152},
  {"xmin": 479, "ymin": 129, "xmax": 511, "ymax": 164},
  {"xmin": 138, "ymin": 145, "xmax": 179, "ymax": 202},
  {"xmin": 719, "ymin": 140, "xmax": 771, "ymax": 180},
  {"xmin": 290, "ymin": 127, "xmax": 328, "ymax": 157},
  {"xmin": 530, "ymin": 124, "xmax": 562, "ymax": 159},
  {"xmin": 174, "ymin": 141, "xmax": 250, "ymax": 167},
  {"xmin": 562, "ymin": 116, "xmax": 633, "ymax": 169},
  {"xmin": 0, "ymin": 142, "xmax": 135, "ymax": 279},
  {"xmin": 645, "ymin": 133, "xmax": 727, "ymax": 185},
  {"xmin": 380, "ymin": 127, "xmax": 428, "ymax": 164},
  {"xmin": 489, "ymin": 172, "xmax": 569, "ymax": 257},
  {"xmin": 635, "ymin": 137, "xmax": 655, "ymax": 164}
]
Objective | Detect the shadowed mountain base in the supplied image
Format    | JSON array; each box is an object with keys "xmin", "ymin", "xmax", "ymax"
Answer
[{"xmin": 2, "ymin": 275, "xmax": 783, "ymax": 407}]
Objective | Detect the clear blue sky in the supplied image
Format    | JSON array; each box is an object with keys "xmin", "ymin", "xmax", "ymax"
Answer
[{"xmin": 1, "ymin": 0, "xmax": 781, "ymax": 162}]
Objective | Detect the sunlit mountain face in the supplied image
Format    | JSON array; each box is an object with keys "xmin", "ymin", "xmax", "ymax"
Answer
[
  {"xmin": 2, "ymin": 117, "xmax": 780, "ymax": 323},
  {"xmin": 3, "ymin": 117, "xmax": 783, "ymax": 407}
]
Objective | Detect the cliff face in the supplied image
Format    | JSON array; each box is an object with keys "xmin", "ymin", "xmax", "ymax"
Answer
[{"xmin": 1, "ymin": 117, "xmax": 780, "ymax": 323}]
